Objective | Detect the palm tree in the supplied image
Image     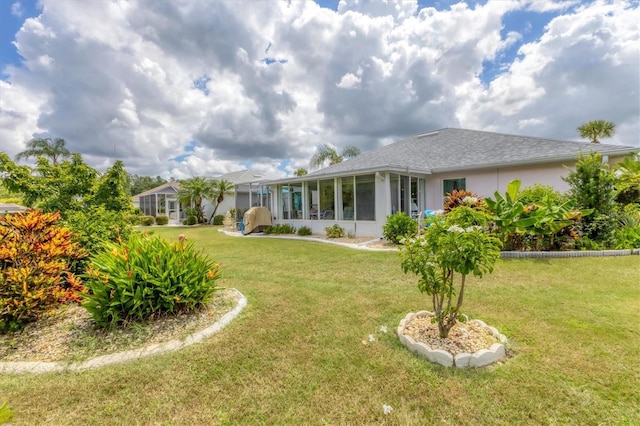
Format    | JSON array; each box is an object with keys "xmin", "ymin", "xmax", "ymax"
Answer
[
  {"xmin": 577, "ymin": 120, "xmax": 616, "ymax": 144},
  {"xmin": 15, "ymin": 137, "xmax": 71, "ymax": 165},
  {"xmin": 294, "ymin": 168, "xmax": 308, "ymax": 176},
  {"xmin": 208, "ymin": 179, "xmax": 235, "ymax": 222},
  {"xmin": 177, "ymin": 177, "xmax": 213, "ymax": 223},
  {"xmin": 309, "ymin": 144, "xmax": 361, "ymax": 169}
]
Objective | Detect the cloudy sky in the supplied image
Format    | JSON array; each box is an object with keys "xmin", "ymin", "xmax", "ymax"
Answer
[{"xmin": 0, "ymin": 0, "xmax": 638, "ymax": 179}]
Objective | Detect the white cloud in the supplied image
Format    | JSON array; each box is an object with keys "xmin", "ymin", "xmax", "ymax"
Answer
[
  {"xmin": 1, "ymin": 0, "xmax": 637, "ymax": 179},
  {"xmin": 11, "ymin": 1, "xmax": 23, "ymax": 17}
]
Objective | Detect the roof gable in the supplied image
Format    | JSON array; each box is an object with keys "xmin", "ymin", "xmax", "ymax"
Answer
[{"xmin": 132, "ymin": 181, "xmax": 180, "ymax": 200}]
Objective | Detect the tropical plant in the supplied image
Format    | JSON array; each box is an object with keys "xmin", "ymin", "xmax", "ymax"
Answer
[
  {"xmin": 325, "ymin": 224, "xmax": 345, "ymax": 238},
  {"xmin": 208, "ymin": 179, "xmax": 235, "ymax": 222},
  {"xmin": 577, "ymin": 120, "xmax": 616, "ymax": 144},
  {"xmin": 614, "ymin": 153, "xmax": 640, "ymax": 206},
  {"xmin": 443, "ymin": 189, "xmax": 485, "ymax": 213},
  {"xmin": 15, "ymin": 137, "xmax": 71, "ymax": 165},
  {"xmin": 563, "ymin": 152, "xmax": 616, "ymax": 243},
  {"xmin": 310, "ymin": 144, "xmax": 361, "ymax": 169},
  {"xmin": 400, "ymin": 207, "xmax": 501, "ymax": 338},
  {"xmin": 178, "ymin": 177, "xmax": 213, "ymax": 224},
  {"xmin": 82, "ymin": 233, "xmax": 221, "ymax": 327},
  {"xmin": 485, "ymin": 180, "xmax": 591, "ymax": 250},
  {"xmin": 519, "ymin": 184, "xmax": 567, "ymax": 206},
  {"xmin": 212, "ymin": 215, "xmax": 224, "ymax": 225},
  {"xmin": 0, "ymin": 210, "xmax": 86, "ymax": 332},
  {"xmin": 294, "ymin": 168, "xmax": 308, "ymax": 176},
  {"xmin": 382, "ymin": 212, "xmax": 418, "ymax": 244}
]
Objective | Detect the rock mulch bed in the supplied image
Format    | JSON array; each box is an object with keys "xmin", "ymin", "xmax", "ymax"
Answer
[
  {"xmin": 0, "ymin": 288, "xmax": 241, "ymax": 363},
  {"xmin": 397, "ymin": 311, "xmax": 508, "ymax": 368}
]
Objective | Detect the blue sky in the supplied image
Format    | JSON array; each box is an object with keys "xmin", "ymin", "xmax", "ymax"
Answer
[
  {"xmin": 0, "ymin": 0, "xmax": 637, "ymax": 178},
  {"xmin": 0, "ymin": 0, "xmax": 39, "ymax": 78}
]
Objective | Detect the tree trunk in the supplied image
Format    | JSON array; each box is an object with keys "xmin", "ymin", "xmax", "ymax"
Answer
[{"xmin": 209, "ymin": 203, "xmax": 220, "ymax": 223}]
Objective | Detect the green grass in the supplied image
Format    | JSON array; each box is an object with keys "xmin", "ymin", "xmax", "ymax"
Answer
[{"xmin": 1, "ymin": 226, "xmax": 639, "ymax": 425}]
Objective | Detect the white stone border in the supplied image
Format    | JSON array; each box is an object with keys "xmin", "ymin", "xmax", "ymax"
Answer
[
  {"xmin": 0, "ymin": 289, "xmax": 247, "ymax": 375},
  {"xmin": 397, "ymin": 311, "xmax": 507, "ymax": 368}
]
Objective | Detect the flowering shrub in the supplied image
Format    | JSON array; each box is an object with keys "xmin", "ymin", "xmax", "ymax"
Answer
[
  {"xmin": 82, "ymin": 232, "xmax": 221, "ymax": 327},
  {"xmin": 400, "ymin": 207, "xmax": 501, "ymax": 338},
  {"xmin": 0, "ymin": 210, "xmax": 86, "ymax": 332},
  {"xmin": 383, "ymin": 212, "xmax": 418, "ymax": 244}
]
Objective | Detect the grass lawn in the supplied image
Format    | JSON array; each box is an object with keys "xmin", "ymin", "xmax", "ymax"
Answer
[{"xmin": 1, "ymin": 226, "xmax": 639, "ymax": 425}]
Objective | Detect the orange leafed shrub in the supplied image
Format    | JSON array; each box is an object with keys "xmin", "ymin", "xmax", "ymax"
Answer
[
  {"xmin": 0, "ymin": 210, "xmax": 87, "ymax": 332},
  {"xmin": 443, "ymin": 189, "xmax": 486, "ymax": 213}
]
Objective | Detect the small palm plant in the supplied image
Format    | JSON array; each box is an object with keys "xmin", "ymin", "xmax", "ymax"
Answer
[{"xmin": 577, "ymin": 120, "xmax": 616, "ymax": 144}]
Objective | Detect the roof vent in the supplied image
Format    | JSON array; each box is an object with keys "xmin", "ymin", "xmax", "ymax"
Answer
[{"xmin": 417, "ymin": 131, "xmax": 439, "ymax": 139}]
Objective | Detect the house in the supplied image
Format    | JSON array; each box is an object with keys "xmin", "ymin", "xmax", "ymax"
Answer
[
  {"xmin": 132, "ymin": 170, "xmax": 279, "ymax": 224},
  {"xmin": 0, "ymin": 203, "xmax": 28, "ymax": 215},
  {"xmin": 202, "ymin": 170, "xmax": 280, "ymax": 222},
  {"xmin": 134, "ymin": 181, "xmax": 185, "ymax": 224},
  {"xmin": 261, "ymin": 128, "xmax": 639, "ymax": 237}
]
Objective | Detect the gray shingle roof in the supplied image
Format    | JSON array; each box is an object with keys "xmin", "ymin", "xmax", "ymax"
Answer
[{"xmin": 306, "ymin": 128, "xmax": 638, "ymax": 178}]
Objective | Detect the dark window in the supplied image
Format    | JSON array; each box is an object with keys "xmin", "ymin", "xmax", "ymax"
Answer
[{"xmin": 443, "ymin": 178, "xmax": 466, "ymax": 196}]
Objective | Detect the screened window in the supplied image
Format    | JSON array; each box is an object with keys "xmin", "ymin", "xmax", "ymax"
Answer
[
  {"xmin": 307, "ymin": 180, "xmax": 318, "ymax": 219},
  {"xmin": 319, "ymin": 179, "xmax": 335, "ymax": 220},
  {"xmin": 356, "ymin": 175, "xmax": 375, "ymax": 221},
  {"xmin": 340, "ymin": 177, "xmax": 354, "ymax": 220},
  {"xmin": 443, "ymin": 178, "xmax": 466, "ymax": 195}
]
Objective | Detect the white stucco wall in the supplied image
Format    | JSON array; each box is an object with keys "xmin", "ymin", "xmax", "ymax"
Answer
[{"xmin": 425, "ymin": 161, "xmax": 583, "ymax": 210}]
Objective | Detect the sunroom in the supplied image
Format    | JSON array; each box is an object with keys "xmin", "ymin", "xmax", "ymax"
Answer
[{"xmin": 266, "ymin": 170, "xmax": 429, "ymax": 236}]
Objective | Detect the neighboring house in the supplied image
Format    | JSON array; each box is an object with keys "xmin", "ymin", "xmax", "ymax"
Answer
[
  {"xmin": 132, "ymin": 171, "xmax": 278, "ymax": 224},
  {"xmin": 202, "ymin": 170, "xmax": 279, "ymax": 221},
  {"xmin": 0, "ymin": 203, "xmax": 28, "ymax": 215},
  {"xmin": 261, "ymin": 128, "xmax": 639, "ymax": 237},
  {"xmin": 134, "ymin": 181, "xmax": 185, "ymax": 224}
]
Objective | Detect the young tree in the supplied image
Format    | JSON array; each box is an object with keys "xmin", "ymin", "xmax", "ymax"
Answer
[
  {"xmin": 208, "ymin": 179, "xmax": 235, "ymax": 222},
  {"xmin": 309, "ymin": 144, "xmax": 360, "ymax": 169},
  {"xmin": 400, "ymin": 207, "xmax": 501, "ymax": 338},
  {"xmin": 90, "ymin": 160, "xmax": 133, "ymax": 212},
  {"xmin": 577, "ymin": 120, "xmax": 616, "ymax": 144},
  {"xmin": 0, "ymin": 152, "xmax": 97, "ymax": 215},
  {"xmin": 15, "ymin": 137, "xmax": 71, "ymax": 165},
  {"xmin": 563, "ymin": 152, "xmax": 616, "ymax": 242}
]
